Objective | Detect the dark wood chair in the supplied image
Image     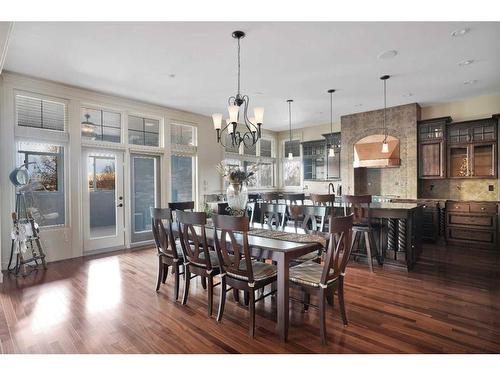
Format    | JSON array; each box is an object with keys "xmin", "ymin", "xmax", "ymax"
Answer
[
  {"xmin": 212, "ymin": 214, "xmax": 277, "ymax": 338},
  {"xmin": 217, "ymin": 202, "xmax": 230, "ymax": 215},
  {"xmin": 283, "ymin": 193, "xmax": 305, "ymax": 205},
  {"xmin": 248, "ymin": 193, "xmax": 260, "ymax": 202},
  {"xmin": 310, "ymin": 193, "xmax": 335, "ymax": 206},
  {"xmin": 150, "ymin": 207, "xmax": 183, "ymax": 300},
  {"xmin": 289, "ymin": 214, "xmax": 354, "ymax": 344},
  {"xmin": 289, "ymin": 205, "xmax": 328, "ymax": 263},
  {"xmin": 176, "ymin": 210, "xmax": 221, "ymax": 316},
  {"xmin": 259, "ymin": 203, "xmax": 287, "ymax": 230},
  {"xmin": 261, "ymin": 192, "xmax": 280, "ymax": 204},
  {"xmin": 342, "ymin": 195, "xmax": 381, "ymax": 272},
  {"xmin": 168, "ymin": 201, "xmax": 195, "ymax": 221}
]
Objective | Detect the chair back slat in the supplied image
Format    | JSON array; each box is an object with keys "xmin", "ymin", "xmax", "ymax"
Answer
[
  {"xmin": 213, "ymin": 214, "xmax": 254, "ymax": 284},
  {"xmin": 259, "ymin": 203, "xmax": 287, "ymax": 230},
  {"xmin": 289, "ymin": 205, "xmax": 328, "ymax": 232},
  {"xmin": 310, "ymin": 193, "xmax": 335, "ymax": 206},
  {"xmin": 321, "ymin": 214, "xmax": 354, "ymax": 284},
  {"xmin": 150, "ymin": 207, "xmax": 179, "ymax": 259},
  {"xmin": 176, "ymin": 210, "xmax": 214, "ymax": 270},
  {"xmin": 342, "ymin": 195, "xmax": 372, "ymax": 226},
  {"xmin": 168, "ymin": 201, "xmax": 194, "ymax": 221}
]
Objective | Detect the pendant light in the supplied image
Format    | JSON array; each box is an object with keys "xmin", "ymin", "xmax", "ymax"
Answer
[
  {"xmin": 287, "ymin": 99, "xmax": 294, "ymax": 160},
  {"xmin": 327, "ymin": 89, "xmax": 336, "ymax": 158},
  {"xmin": 381, "ymin": 75, "xmax": 390, "ymax": 153}
]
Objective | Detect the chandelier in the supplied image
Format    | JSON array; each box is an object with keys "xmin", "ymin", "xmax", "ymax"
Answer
[{"xmin": 212, "ymin": 31, "xmax": 264, "ymax": 149}]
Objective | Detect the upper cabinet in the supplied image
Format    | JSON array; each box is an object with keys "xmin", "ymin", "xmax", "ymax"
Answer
[
  {"xmin": 302, "ymin": 132, "xmax": 341, "ymax": 181},
  {"xmin": 446, "ymin": 118, "xmax": 497, "ymax": 178},
  {"xmin": 418, "ymin": 117, "xmax": 451, "ymax": 179}
]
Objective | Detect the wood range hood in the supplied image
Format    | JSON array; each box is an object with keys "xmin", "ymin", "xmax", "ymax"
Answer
[{"xmin": 353, "ymin": 134, "xmax": 401, "ymax": 168}]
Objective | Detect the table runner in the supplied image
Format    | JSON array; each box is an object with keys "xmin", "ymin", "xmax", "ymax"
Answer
[{"xmin": 249, "ymin": 228, "xmax": 327, "ymax": 248}]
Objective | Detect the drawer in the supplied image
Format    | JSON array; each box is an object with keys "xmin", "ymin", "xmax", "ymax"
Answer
[
  {"xmin": 447, "ymin": 227, "xmax": 495, "ymax": 244},
  {"xmin": 470, "ymin": 202, "xmax": 497, "ymax": 214},
  {"xmin": 447, "ymin": 202, "xmax": 470, "ymax": 212},
  {"xmin": 448, "ymin": 213, "xmax": 495, "ymax": 228}
]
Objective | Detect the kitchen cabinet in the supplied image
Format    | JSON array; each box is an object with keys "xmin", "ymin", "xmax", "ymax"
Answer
[
  {"xmin": 418, "ymin": 117, "xmax": 450, "ymax": 179},
  {"xmin": 447, "ymin": 119, "xmax": 497, "ymax": 178},
  {"xmin": 302, "ymin": 134, "xmax": 341, "ymax": 181}
]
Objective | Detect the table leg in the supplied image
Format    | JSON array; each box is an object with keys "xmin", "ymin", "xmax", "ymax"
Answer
[{"xmin": 277, "ymin": 252, "xmax": 289, "ymax": 342}]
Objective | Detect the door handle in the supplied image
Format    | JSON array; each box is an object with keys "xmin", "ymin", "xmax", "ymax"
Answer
[{"xmin": 117, "ymin": 203, "xmax": 123, "ymax": 207}]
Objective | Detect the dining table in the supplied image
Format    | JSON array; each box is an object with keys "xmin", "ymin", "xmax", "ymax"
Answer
[{"xmin": 172, "ymin": 221, "xmax": 326, "ymax": 342}]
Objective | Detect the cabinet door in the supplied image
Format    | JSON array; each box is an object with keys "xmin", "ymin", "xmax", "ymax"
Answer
[
  {"xmin": 419, "ymin": 141, "xmax": 443, "ymax": 178},
  {"xmin": 471, "ymin": 143, "xmax": 496, "ymax": 177},
  {"xmin": 448, "ymin": 145, "xmax": 469, "ymax": 177}
]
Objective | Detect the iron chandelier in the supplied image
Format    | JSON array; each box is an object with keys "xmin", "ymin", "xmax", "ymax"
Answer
[{"xmin": 212, "ymin": 31, "xmax": 264, "ymax": 149}]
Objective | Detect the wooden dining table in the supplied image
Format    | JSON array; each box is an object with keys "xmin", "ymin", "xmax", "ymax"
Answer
[{"xmin": 172, "ymin": 221, "xmax": 325, "ymax": 342}]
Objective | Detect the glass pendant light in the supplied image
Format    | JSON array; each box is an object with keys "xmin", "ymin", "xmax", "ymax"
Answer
[
  {"xmin": 327, "ymin": 89, "xmax": 336, "ymax": 158},
  {"xmin": 287, "ymin": 99, "xmax": 294, "ymax": 160},
  {"xmin": 381, "ymin": 75, "xmax": 390, "ymax": 153}
]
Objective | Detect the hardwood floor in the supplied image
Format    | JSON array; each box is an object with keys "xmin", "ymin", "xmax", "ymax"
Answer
[{"xmin": 1, "ymin": 243, "xmax": 499, "ymax": 353}]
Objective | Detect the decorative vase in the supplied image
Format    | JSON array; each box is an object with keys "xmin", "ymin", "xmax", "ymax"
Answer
[{"xmin": 226, "ymin": 183, "xmax": 248, "ymax": 215}]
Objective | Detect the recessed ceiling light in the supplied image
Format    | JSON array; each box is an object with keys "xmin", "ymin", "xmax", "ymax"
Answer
[
  {"xmin": 378, "ymin": 50, "xmax": 398, "ymax": 60},
  {"xmin": 451, "ymin": 27, "xmax": 470, "ymax": 37},
  {"xmin": 458, "ymin": 59, "xmax": 474, "ymax": 67},
  {"xmin": 403, "ymin": 93, "xmax": 413, "ymax": 98},
  {"xmin": 463, "ymin": 79, "xmax": 478, "ymax": 85},
  {"xmin": 168, "ymin": 74, "xmax": 176, "ymax": 78}
]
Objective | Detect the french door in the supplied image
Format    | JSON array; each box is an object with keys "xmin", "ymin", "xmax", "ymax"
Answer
[
  {"xmin": 130, "ymin": 154, "xmax": 160, "ymax": 243},
  {"xmin": 83, "ymin": 149, "xmax": 125, "ymax": 252}
]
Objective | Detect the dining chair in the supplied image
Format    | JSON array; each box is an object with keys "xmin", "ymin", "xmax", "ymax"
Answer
[
  {"xmin": 150, "ymin": 207, "xmax": 183, "ymax": 300},
  {"xmin": 342, "ymin": 195, "xmax": 381, "ymax": 272},
  {"xmin": 246, "ymin": 201, "xmax": 256, "ymax": 223},
  {"xmin": 217, "ymin": 202, "xmax": 230, "ymax": 215},
  {"xmin": 168, "ymin": 201, "xmax": 195, "ymax": 220},
  {"xmin": 261, "ymin": 192, "xmax": 280, "ymax": 204},
  {"xmin": 310, "ymin": 193, "xmax": 335, "ymax": 206},
  {"xmin": 289, "ymin": 213, "xmax": 354, "ymax": 344},
  {"xmin": 248, "ymin": 193, "xmax": 260, "ymax": 203},
  {"xmin": 259, "ymin": 203, "xmax": 287, "ymax": 230},
  {"xmin": 283, "ymin": 193, "xmax": 305, "ymax": 205},
  {"xmin": 288, "ymin": 205, "xmax": 328, "ymax": 264},
  {"xmin": 176, "ymin": 210, "xmax": 221, "ymax": 316},
  {"xmin": 212, "ymin": 214, "xmax": 277, "ymax": 338}
]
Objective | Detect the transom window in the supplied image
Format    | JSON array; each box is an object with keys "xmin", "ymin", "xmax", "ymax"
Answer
[
  {"xmin": 81, "ymin": 107, "xmax": 122, "ymax": 143},
  {"xmin": 16, "ymin": 94, "xmax": 66, "ymax": 132},
  {"xmin": 128, "ymin": 115, "xmax": 160, "ymax": 147},
  {"xmin": 171, "ymin": 123, "xmax": 196, "ymax": 146}
]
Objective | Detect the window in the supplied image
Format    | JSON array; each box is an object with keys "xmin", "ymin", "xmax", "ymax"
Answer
[
  {"xmin": 260, "ymin": 139, "xmax": 272, "ymax": 157},
  {"xmin": 224, "ymin": 134, "xmax": 240, "ymax": 154},
  {"xmin": 171, "ymin": 123, "xmax": 196, "ymax": 146},
  {"xmin": 16, "ymin": 94, "xmax": 66, "ymax": 131},
  {"xmin": 244, "ymin": 142, "xmax": 257, "ymax": 156},
  {"xmin": 171, "ymin": 155, "xmax": 195, "ymax": 202},
  {"xmin": 243, "ymin": 161, "xmax": 257, "ymax": 188},
  {"xmin": 259, "ymin": 162, "xmax": 275, "ymax": 187},
  {"xmin": 283, "ymin": 140, "xmax": 301, "ymax": 187},
  {"xmin": 17, "ymin": 141, "xmax": 65, "ymax": 227},
  {"xmin": 81, "ymin": 107, "xmax": 121, "ymax": 143},
  {"xmin": 128, "ymin": 115, "xmax": 160, "ymax": 147}
]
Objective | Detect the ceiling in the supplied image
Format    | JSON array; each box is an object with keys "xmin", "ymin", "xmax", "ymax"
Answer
[{"xmin": 4, "ymin": 22, "xmax": 500, "ymax": 131}]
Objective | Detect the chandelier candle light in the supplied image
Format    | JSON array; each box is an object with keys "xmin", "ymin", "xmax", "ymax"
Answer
[
  {"xmin": 212, "ymin": 31, "xmax": 264, "ymax": 150},
  {"xmin": 287, "ymin": 99, "xmax": 294, "ymax": 160},
  {"xmin": 381, "ymin": 75, "xmax": 390, "ymax": 153}
]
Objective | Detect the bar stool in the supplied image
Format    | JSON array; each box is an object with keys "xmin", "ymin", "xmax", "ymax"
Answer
[{"xmin": 342, "ymin": 195, "xmax": 381, "ymax": 272}]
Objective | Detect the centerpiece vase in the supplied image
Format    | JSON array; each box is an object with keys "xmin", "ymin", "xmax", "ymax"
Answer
[{"xmin": 226, "ymin": 183, "xmax": 248, "ymax": 215}]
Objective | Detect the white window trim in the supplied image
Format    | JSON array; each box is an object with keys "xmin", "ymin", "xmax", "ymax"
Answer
[{"xmin": 127, "ymin": 112, "xmax": 165, "ymax": 149}]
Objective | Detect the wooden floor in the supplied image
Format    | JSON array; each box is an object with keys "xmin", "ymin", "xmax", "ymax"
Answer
[{"xmin": 1, "ymin": 243, "xmax": 499, "ymax": 354}]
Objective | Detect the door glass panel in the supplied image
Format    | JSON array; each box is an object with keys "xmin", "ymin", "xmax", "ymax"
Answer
[
  {"xmin": 473, "ymin": 144, "xmax": 494, "ymax": 177},
  {"xmin": 88, "ymin": 155, "xmax": 117, "ymax": 238},
  {"xmin": 449, "ymin": 147, "xmax": 468, "ymax": 177},
  {"xmin": 171, "ymin": 155, "xmax": 193, "ymax": 202},
  {"xmin": 131, "ymin": 155, "xmax": 159, "ymax": 242}
]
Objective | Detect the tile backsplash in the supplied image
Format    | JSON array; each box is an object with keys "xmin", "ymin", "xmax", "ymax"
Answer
[{"xmin": 419, "ymin": 179, "xmax": 499, "ymax": 201}]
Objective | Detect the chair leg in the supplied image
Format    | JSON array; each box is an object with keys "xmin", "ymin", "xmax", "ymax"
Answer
[
  {"xmin": 233, "ymin": 288, "xmax": 240, "ymax": 303},
  {"xmin": 249, "ymin": 288, "xmax": 255, "ymax": 338},
  {"xmin": 318, "ymin": 289, "xmax": 327, "ymax": 345},
  {"xmin": 303, "ymin": 290, "xmax": 310, "ymax": 312},
  {"xmin": 201, "ymin": 276, "xmax": 207, "ymax": 289},
  {"xmin": 350, "ymin": 231, "xmax": 359, "ymax": 260},
  {"xmin": 207, "ymin": 276, "xmax": 214, "ymax": 317},
  {"xmin": 182, "ymin": 265, "xmax": 190, "ymax": 305},
  {"xmin": 162, "ymin": 263, "xmax": 168, "ymax": 283},
  {"xmin": 156, "ymin": 258, "xmax": 163, "ymax": 292},
  {"xmin": 338, "ymin": 278, "xmax": 348, "ymax": 326},
  {"xmin": 364, "ymin": 232, "xmax": 374, "ymax": 272},
  {"xmin": 370, "ymin": 231, "xmax": 382, "ymax": 265},
  {"xmin": 174, "ymin": 263, "xmax": 180, "ymax": 301},
  {"xmin": 244, "ymin": 290, "xmax": 250, "ymax": 306},
  {"xmin": 217, "ymin": 276, "xmax": 227, "ymax": 322},
  {"xmin": 326, "ymin": 288, "xmax": 334, "ymax": 307}
]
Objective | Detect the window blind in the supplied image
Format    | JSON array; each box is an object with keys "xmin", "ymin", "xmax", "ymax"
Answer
[{"xmin": 16, "ymin": 95, "xmax": 66, "ymax": 131}]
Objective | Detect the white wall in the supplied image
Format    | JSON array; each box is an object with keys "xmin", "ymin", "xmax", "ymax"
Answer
[{"xmin": 0, "ymin": 72, "xmax": 222, "ymax": 272}]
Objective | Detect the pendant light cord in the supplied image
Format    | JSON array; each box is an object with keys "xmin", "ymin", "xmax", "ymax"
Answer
[
  {"xmin": 288, "ymin": 100, "xmax": 292, "ymax": 142},
  {"xmin": 383, "ymin": 78, "xmax": 387, "ymax": 142},
  {"xmin": 330, "ymin": 91, "xmax": 333, "ymax": 137},
  {"xmin": 237, "ymin": 36, "xmax": 241, "ymax": 97}
]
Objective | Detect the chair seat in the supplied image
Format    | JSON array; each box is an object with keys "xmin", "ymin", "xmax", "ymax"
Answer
[
  {"xmin": 289, "ymin": 260, "xmax": 338, "ymax": 288},
  {"xmin": 352, "ymin": 224, "xmax": 374, "ymax": 232},
  {"xmin": 294, "ymin": 251, "xmax": 321, "ymax": 263},
  {"xmin": 194, "ymin": 250, "xmax": 220, "ymax": 268},
  {"xmin": 159, "ymin": 240, "xmax": 184, "ymax": 260},
  {"xmin": 227, "ymin": 259, "xmax": 277, "ymax": 282}
]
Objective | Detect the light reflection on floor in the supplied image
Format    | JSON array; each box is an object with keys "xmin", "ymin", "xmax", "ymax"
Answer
[
  {"xmin": 30, "ymin": 286, "xmax": 69, "ymax": 333},
  {"xmin": 86, "ymin": 257, "xmax": 122, "ymax": 314}
]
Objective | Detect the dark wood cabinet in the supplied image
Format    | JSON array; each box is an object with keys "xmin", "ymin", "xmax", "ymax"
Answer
[
  {"xmin": 417, "ymin": 117, "xmax": 450, "ymax": 179},
  {"xmin": 302, "ymin": 133, "xmax": 341, "ymax": 181}
]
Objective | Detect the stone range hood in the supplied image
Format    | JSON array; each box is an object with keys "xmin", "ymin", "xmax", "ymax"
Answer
[{"xmin": 353, "ymin": 134, "xmax": 401, "ymax": 168}]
